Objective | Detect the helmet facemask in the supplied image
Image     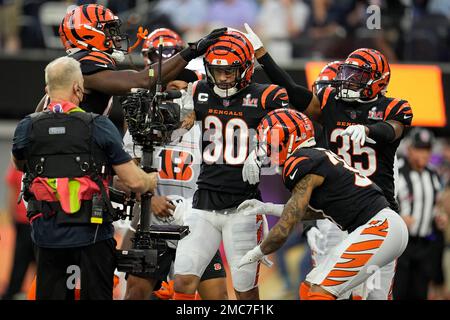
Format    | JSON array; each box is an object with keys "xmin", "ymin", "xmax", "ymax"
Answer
[
  {"xmin": 335, "ymin": 64, "xmax": 374, "ymax": 101},
  {"xmin": 205, "ymin": 61, "xmax": 247, "ymax": 98},
  {"xmin": 101, "ymin": 19, "xmax": 129, "ymax": 60}
]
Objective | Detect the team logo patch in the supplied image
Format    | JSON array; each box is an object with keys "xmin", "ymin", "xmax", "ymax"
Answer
[
  {"xmin": 368, "ymin": 107, "xmax": 384, "ymax": 120},
  {"xmin": 158, "ymin": 149, "xmax": 194, "ymax": 181},
  {"xmin": 214, "ymin": 263, "xmax": 222, "ymax": 271},
  {"xmin": 242, "ymin": 94, "xmax": 258, "ymax": 107}
]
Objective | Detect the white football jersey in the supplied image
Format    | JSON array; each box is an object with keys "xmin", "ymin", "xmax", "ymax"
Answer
[{"xmin": 123, "ymin": 124, "xmax": 202, "ymax": 199}]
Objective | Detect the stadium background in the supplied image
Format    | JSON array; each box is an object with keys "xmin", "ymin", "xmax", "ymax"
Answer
[{"xmin": 1, "ymin": 0, "xmax": 450, "ymax": 299}]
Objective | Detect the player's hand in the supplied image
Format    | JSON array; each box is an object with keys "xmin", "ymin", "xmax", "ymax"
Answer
[
  {"xmin": 179, "ymin": 82, "xmax": 195, "ymax": 118},
  {"xmin": 243, "ymin": 23, "xmax": 263, "ymax": 51},
  {"xmin": 341, "ymin": 125, "xmax": 376, "ymax": 146},
  {"xmin": 181, "ymin": 28, "xmax": 227, "ymax": 61},
  {"xmin": 237, "ymin": 199, "xmax": 284, "ymax": 217},
  {"xmin": 306, "ymin": 227, "xmax": 325, "ymax": 255},
  {"xmin": 153, "ymin": 280, "xmax": 174, "ymax": 300},
  {"xmin": 242, "ymin": 149, "xmax": 263, "ymax": 185},
  {"xmin": 238, "ymin": 245, "xmax": 273, "ymax": 269},
  {"xmin": 151, "ymin": 196, "xmax": 176, "ymax": 217}
]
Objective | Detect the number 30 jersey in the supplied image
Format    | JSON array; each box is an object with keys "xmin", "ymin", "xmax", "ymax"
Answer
[
  {"xmin": 283, "ymin": 147, "xmax": 389, "ymax": 232},
  {"xmin": 318, "ymin": 87, "xmax": 413, "ymax": 212},
  {"xmin": 192, "ymin": 80, "xmax": 289, "ymax": 210}
]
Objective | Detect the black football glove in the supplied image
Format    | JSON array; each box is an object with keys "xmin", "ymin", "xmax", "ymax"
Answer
[{"xmin": 180, "ymin": 27, "xmax": 227, "ymax": 62}]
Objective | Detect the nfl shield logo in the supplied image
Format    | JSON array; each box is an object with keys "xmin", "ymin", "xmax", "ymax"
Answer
[
  {"xmin": 223, "ymin": 99, "xmax": 230, "ymax": 107},
  {"xmin": 350, "ymin": 111, "xmax": 357, "ymax": 119}
]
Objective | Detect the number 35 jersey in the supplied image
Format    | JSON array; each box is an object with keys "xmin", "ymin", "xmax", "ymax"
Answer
[
  {"xmin": 318, "ymin": 87, "xmax": 413, "ymax": 212},
  {"xmin": 283, "ymin": 147, "xmax": 390, "ymax": 232},
  {"xmin": 192, "ymin": 80, "xmax": 289, "ymax": 209}
]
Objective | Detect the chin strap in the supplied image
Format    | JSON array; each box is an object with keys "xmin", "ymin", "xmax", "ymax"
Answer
[{"xmin": 213, "ymin": 85, "xmax": 238, "ymax": 98}]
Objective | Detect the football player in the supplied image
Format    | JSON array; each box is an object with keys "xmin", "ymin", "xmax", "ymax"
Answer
[
  {"xmin": 36, "ymin": 4, "xmax": 225, "ymax": 114},
  {"xmin": 240, "ymin": 24, "xmax": 413, "ymax": 299},
  {"xmin": 172, "ymin": 31, "xmax": 289, "ymax": 300},
  {"xmin": 120, "ymin": 27, "xmax": 227, "ymax": 300},
  {"xmin": 306, "ymin": 61, "xmax": 350, "ymax": 280},
  {"xmin": 238, "ymin": 109, "xmax": 409, "ymax": 300}
]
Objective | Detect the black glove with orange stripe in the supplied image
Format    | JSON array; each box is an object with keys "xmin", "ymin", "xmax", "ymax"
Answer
[{"xmin": 180, "ymin": 27, "xmax": 227, "ymax": 61}]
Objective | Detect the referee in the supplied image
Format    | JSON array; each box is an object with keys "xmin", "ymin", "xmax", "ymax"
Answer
[{"xmin": 393, "ymin": 128, "xmax": 448, "ymax": 300}]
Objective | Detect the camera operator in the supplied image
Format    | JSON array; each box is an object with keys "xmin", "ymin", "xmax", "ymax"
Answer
[
  {"xmin": 11, "ymin": 57, "xmax": 157, "ymax": 300},
  {"xmin": 117, "ymin": 28, "xmax": 227, "ymax": 300}
]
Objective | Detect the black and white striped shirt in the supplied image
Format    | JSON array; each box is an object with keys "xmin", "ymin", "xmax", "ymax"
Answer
[{"xmin": 397, "ymin": 157, "xmax": 442, "ymax": 238}]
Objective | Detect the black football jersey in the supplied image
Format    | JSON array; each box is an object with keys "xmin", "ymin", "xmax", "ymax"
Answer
[
  {"xmin": 192, "ymin": 80, "xmax": 289, "ymax": 210},
  {"xmin": 70, "ymin": 50, "xmax": 116, "ymax": 114},
  {"xmin": 283, "ymin": 148, "xmax": 389, "ymax": 232},
  {"xmin": 318, "ymin": 87, "xmax": 413, "ymax": 212}
]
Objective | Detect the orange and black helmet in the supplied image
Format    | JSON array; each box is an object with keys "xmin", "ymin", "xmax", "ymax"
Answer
[
  {"xmin": 257, "ymin": 109, "xmax": 315, "ymax": 166},
  {"xmin": 142, "ymin": 28, "xmax": 185, "ymax": 65},
  {"xmin": 203, "ymin": 31, "xmax": 254, "ymax": 95},
  {"xmin": 59, "ymin": 4, "xmax": 128, "ymax": 53},
  {"xmin": 313, "ymin": 60, "xmax": 343, "ymax": 95},
  {"xmin": 335, "ymin": 48, "xmax": 390, "ymax": 100}
]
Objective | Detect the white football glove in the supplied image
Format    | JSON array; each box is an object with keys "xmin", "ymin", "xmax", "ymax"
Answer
[
  {"xmin": 306, "ymin": 227, "xmax": 325, "ymax": 255},
  {"xmin": 242, "ymin": 149, "xmax": 262, "ymax": 185},
  {"xmin": 178, "ymin": 82, "xmax": 194, "ymax": 119},
  {"xmin": 243, "ymin": 23, "xmax": 263, "ymax": 51},
  {"xmin": 238, "ymin": 245, "xmax": 273, "ymax": 269},
  {"xmin": 227, "ymin": 23, "xmax": 263, "ymax": 51},
  {"xmin": 237, "ymin": 199, "xmax": 284, "ymax": 217},
  {"xmin": 340, "ymin": 125, "xmax": 376, "ymax": 146}
]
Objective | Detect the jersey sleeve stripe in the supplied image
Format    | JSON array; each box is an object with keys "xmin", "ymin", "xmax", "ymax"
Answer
[
  {"xmin": 79, "ymin": 56, "xmax": 111, "ymax": 64},
  {"xmin": 273, "ymin": 88, "xmax": 288, "ymax": 100},
  {"xmin": 90, "ymin": 51, "xmax": 115, "ymax": 64},
  {"xmin": 394, "ymin": 102, "xmax": 412, "ymax": 115},
  {"xmin": 321, "ymin": 87, "xmax": 333, "ymax": 110},
  {"xmin": 284, "ymin": 156, "xmax": 308, "ymax": 177},
  {"xmin": 261, "ymin": 85, "xmax": 279, "ymax": 109},
  {"xmin": 383, "ymin": 98, "xmax": 401, "ymax": 120},
  {"xmin": 283, "ymin": 156, "xmax": 297, "ymax": 172}
]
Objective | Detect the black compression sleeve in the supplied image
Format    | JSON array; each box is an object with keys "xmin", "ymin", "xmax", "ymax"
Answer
[
  {"xmin": 366, "ymin": 121, "xmax": 396, "ymax": 143},
  {"xmin": 258, "ymin": 53, "xmax": 313, "ymax": 111}
]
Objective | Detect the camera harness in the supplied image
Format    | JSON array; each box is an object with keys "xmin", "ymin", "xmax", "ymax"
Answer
[{"xmin": 22, "ymin": 110, "xmax": 116, "ymax": 224}]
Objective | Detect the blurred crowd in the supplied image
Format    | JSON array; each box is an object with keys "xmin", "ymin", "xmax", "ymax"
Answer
[{"xmin": 2, "ymin": 0, "xmax": 450, "ymax": 63}]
